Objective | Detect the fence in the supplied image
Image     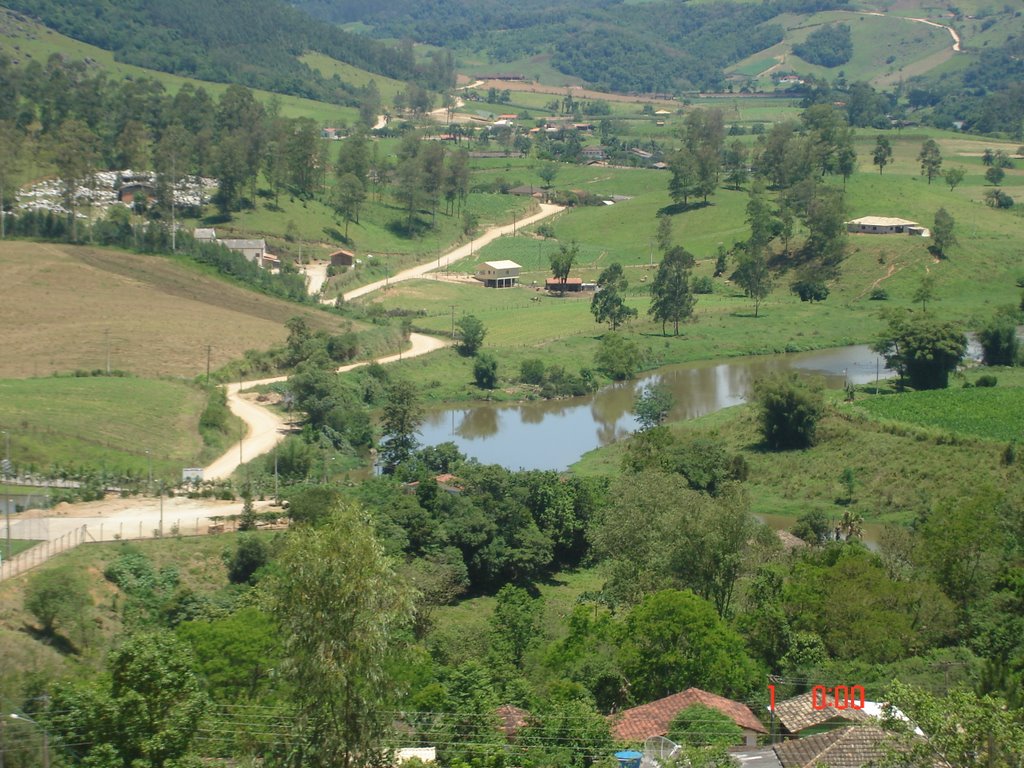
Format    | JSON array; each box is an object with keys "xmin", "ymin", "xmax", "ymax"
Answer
[{"xmin": 0, "ymin": 514, "xmax": 264, "ymax": 582}]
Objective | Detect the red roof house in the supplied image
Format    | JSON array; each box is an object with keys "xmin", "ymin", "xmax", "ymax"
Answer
[{"xmin": 610, "ymin": 688, "xmax": 767, "ymax": 748}]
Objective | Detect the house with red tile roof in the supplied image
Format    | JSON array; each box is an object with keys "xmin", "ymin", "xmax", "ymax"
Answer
[{"xmin": 610, "ymin": 688, "xmax": 767, "ymax": 748}]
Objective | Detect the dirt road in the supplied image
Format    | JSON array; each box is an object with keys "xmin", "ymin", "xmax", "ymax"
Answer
[
  {"xmin": 341, "ymin": 203, "xmax": 563, "ymax": 302},
  {"xmin": 201, "ymin": 332, "xmax": 449, "ymax": 480}
]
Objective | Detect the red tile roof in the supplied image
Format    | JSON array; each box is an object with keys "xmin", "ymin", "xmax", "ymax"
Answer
[
  {"xmin": 496, "ymin": 704, "xmax": 531, "ymax": 738},
  {"xmin": 610, "ymin": 688, "xmax": 766, "ymax": 742},
  {"xmin": 774, "ymin": 725, "xmax": 889, "ymax": 768}
]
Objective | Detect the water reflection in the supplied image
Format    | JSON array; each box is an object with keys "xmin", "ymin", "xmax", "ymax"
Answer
[{"xmin": 418, "ymin": 345, "xmax": 893, "ymax": 471}]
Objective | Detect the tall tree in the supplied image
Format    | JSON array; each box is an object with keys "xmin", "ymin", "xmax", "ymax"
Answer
[
  {"xmin": 49, "ymin": 118, "xmax": 99, "ymax": 239},
  {"xmin": 931, "ymin": 208, "xmax": 957, "ymax": 257},
  {"xmin": 549, "ymin": 240, "xmax": 579, "ymax": 295},
  {"xmin": 649, "ymin": 246, "xmax": 696, "ymax": 335},
  {"xmin": 872, "ymin": 135, "xmax": 893, "ymax": 174},
  {"xmin": 0, "ymin": 120, "xmax": 22, "ymax": 239},
  {"xmin": 943, "ymin": 166, "xmax": 966, "ymax": 191},
  {"xmin": 591, "ymin": 262, "xmax": 637, "ymax": 330},
  {"xmin": 918, "ymin": 138, "xmax": 943, "ymax": 184},
  {"xmin": 331, "ymin": 173, "xmax": 366, "ymax": 238},
  {"xmin": 733, "ymin": 250, "xmax": 773, "ymax": 318},
  {"xmin": 266, "ymin": 502, "xmax": 414, "ymax": 768},
  {"xmin": 379, "ymin": 379, "xmax": 423, "ymax": 472},
  {"xmin": 723, "ymin": 139, "xmax": 749, "ymax": 190}
]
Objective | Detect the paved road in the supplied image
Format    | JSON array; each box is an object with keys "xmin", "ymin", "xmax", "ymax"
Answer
[{"xmin": 340, "ymin": 203, "xmax": 564, "ymax": 302}]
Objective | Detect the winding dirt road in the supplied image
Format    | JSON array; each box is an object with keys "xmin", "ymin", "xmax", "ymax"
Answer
[
  {"xmin": 340, "ymin": 203, "xmax": 564, "ymax": 302},
  {"xmin": 202, "ymin": 332, "xmax": 449, "ymax": 480}
]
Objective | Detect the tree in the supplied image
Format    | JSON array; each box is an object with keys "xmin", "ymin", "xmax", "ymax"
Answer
[
  {"xmin": 538, "ymin": 161, "xmax": 559, "ymax": 189},
  {"xmin": 473, "ymin": 352, "xmax": 498, "ymax": 389},
  {"xmin": 791, "ymin": 278, "xmax": 830, "ymax": 302},
  {"xmin": 24, "ymin": 565, "xmax": 93, "ymax": 645},
  {"xmin": 379, "ymin": 380, "xmax": 423, "ymax": 472},
  {"xmin": 489, "ymin": 585, "xmax": 542, "ymax": 669},
  {"xmin": 331, "ymin": 173, "xmax": 365, "ymax": 238},
  {"xmin": 872, "ymin": 135, "xmax": 893, "ymax": 174},
  {"xmin": 634, "ymin": 383, "xmax": 675, "ymax": 430},
  {"xmin": 668, "ymin": 704, "xmax": 741, "ymax": 748},
  {"xmin": 723, "ymin": 139, "xmax": 749, "ymax": 190},
  {"xmin": 0, "ymin": 120, "xmax": 23, "ymax": 239},
  {"xmin": 591, "ymin": 262, "xmax": 637, "ymax": 330},
  {"xmin": 918, "ymin": 139, "xmax": 942, "ymax": 184},
  {"xmin": 752, "ymin": 374, "xmax": 825, "ymax": 449},
  {"xmin": 931, "ymin": 208, "xmax": 957, "ymax": 257},
  {"xmin": 649, "ymin": 246, "xmax": 696, "ymax": 335},
  {"xmin": 225, "ymin": 535, "xmax": 269, "ymax": 584},
  {"xmin": 943, "ymin": 166, "xmax": 966, "ymax": 191},
  {"xmin": 872, "ymin": 311, "xmax": 968, "ymax": 390},
  {"xmin": 456, "ymin": 314, "xmax": 486, "ymax": 356},
  {"xmin": 881, "ymin": 682, "xmax": 1024, "ymax": 768},
  {"xmin": 49, "ymin": 118, "xmax": 100, "ymax": 239},
  {"xmin": 265, "ymin": 502, "xmax": 414, "ymax": 768},
  {"xmin": 912, "ymin": 274, "xmax": 936, "ymax": 312},
  {"xmin": 978, "ymin": 310, "xmax": 1020, "ymax": 366},
  {"xmin": 48, "ymin": 631, "xmax": 208, "ymax": 768},
  {"xmin": 985, "ymin": 165, "xmax": 1006, "ymax": 185},
  {"xmin": 617, "ymin": 590, "xmax": 761, "ymax": 700},
  {"xmin": 668, "ymin": 148, "xmax": 701, "ymax": 205},
  {"xmin": 595, "ymin": 332, "xmax": 642, "ymax": 380},
  {"xmin": 656, "ymin": 213, "xmax": 673, "ymax": 253},
  {"xmin": 733, "ymin": 250, "xmax": 773, "ymax": 317},
  {"xmin": 549, "ymin": 240, "xmax": 579, "ymax": 295}
]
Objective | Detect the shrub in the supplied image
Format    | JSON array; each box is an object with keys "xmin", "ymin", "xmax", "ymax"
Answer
[
  {"xmin": 975, "ymin": 375, "xmax": 998, "ymax": 388},
  {"xmin": 226, "ymin": 535, "xmax": 270, "ymax": 585},
  {"xmin": 753, "ymin": 374, "xmax": 825, "ymax": 449},
  {"xmin": 473, "ymin": 352, "xmax": 499, "ymax": 389},
  {"xmin": 869, "ymin": 288, "xmax": 889, "ymax": 300},
  {"xmin": 692, "ymin": 275, "xmax": 715, "ymax": 294},
  {"xmin": 520, "ymin": 358, "xmax": 546, "ymax": 385}
]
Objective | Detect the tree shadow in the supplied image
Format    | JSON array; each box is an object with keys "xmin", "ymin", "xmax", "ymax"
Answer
[
  {"xmin": 202, "ymin": 213, "xmax": 232, "ymax": 226},
  {"xmin": 657, "ymin": 201, "xmax": 712, "ymax": 216},
  {"xmin": 322, "ymin": 227, "xmax": 350, "ymax": 244},
  {"xmin": 21, "ymin": 624, "xmax": 78, "ymax": 656}
]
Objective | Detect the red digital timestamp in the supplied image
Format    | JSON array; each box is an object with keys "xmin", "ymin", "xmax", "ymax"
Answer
[{"xmin": 768, "ymin": 684, "xmax": 866, "ymax": 711}]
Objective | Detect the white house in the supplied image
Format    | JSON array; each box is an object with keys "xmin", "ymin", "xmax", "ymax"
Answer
[
  {"xmin": 219, "ymin": 238, "xmax": 269, "ymax": 266},
  {"xmin": 846, "ymin": 216, "xmax": 930, "ymax": 236},
  {"xmin": 475, "ymin": 260, "xmax": 521, "ymax": 288}
]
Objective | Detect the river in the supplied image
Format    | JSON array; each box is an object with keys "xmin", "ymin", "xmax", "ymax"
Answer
[{"xmin": 418, "ymin": 344, "xmax": 893, "ymax": 471}]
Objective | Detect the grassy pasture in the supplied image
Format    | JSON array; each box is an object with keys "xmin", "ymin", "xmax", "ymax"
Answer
[
  {"xmin": 573, "ymin": 383, "xmax": 1024, "ymax": 526},
  {"xmin": 0, "ymin": 377, "xmax": 215, "ymax": 478},
  {"xmin": 0, "ymin": 242, "xmax": 357, "ymax": 379}
]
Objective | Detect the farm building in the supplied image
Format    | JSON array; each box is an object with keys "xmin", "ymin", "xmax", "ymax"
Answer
[
  {"xmin": 846, "ymin": 216, "xmax": 929, "ymax": 236},
  {"xmin": 475, "ymin": 260, "xmax": 521, "ymax": 288},
  {"xmin": 329, "ymin": 249, "xmax": 355, "ymax": 267},
  {"xmin": 193, "ymin": 228, "xmax": 217, "ymax": 242},
  {"xmin": 220, "ymin": 238, "xmax": 268, "ymax": 266},
  {"xmin": 609, "ymin": 687, "xmax": 767, "ymax": 748},
  {"xmin": 545, "ymin": 277, "xmax": 586, "ymax": 292}
]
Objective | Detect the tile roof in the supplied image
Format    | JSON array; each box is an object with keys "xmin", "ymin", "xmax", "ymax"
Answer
[
  {"xmin": 775, "ymin": 692, "xmax": 872, "ymax": 734},
  {"xmin": 610, "ymin": 688, "xmax": 766, "ymax": 742},
  {"xmin": 774, "ymin": 725, "xmax": 890, "ymax": 768}
]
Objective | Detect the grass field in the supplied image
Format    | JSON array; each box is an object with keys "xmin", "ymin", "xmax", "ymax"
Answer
[
  {"xmin": 0, "ymin": 377, "xmax": 217, "ymax": 479},
  {"xmin": 0, "ymin": 242, "xmax": 361, "ymax": 379},
  {"xmin": 858, "ymin": 383, "xmax": 1024, "ymax": 442},
  {"xmin": 573, "ymin": 378, "xmax": 1024, "ymax": 525}
]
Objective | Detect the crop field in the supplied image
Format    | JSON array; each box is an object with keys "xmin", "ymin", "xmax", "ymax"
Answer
[
  {"xmin": 0, "ymin": 242, "xmax": 356, "ymax": 379},
  {"xmin": 858, "ymin": 386, "xmax": 1024, "ymax": 442},
  {"xmin": 0, "ymin": 377, "xmax": 213, "ymax": 478}
]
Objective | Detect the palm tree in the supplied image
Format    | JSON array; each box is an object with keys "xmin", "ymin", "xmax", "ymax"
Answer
[{"xmin": 840, "ymin": 510, "xmax": 864, "ymax": 540}]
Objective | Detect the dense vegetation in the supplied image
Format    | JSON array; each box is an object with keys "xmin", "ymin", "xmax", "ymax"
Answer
[
  {"xmin": 792, "ymin": 23, "xmax": 853, "ymax": 68},
  {"xmin": 295, "ymin": 0, "xmax": 849, "ymax": 92},
  {"xmin": 1, "ymin": 0, "xmax": 450, "ymax": 104}
]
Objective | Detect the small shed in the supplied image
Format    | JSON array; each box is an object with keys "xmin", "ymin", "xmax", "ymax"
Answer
[
  {"xmin": 329, "ymin": 249, "xmax": 356, "ymax": 267},
  {"xmin": 193, "ymin": 228, "xmax": 217, "ymax": 242},
  {"xmin": 475, "ymin": 260, "xmax": 521, "ymax": 288},
  {"xmin": 546, "ymin": 277, "xmax": 584, "ymax": 292}
]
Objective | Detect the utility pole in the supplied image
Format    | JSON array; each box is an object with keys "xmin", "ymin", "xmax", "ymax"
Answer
[
  {"xmin": 158, "ymin": 482, "xmax": 164, "ymax": 538},
  {"xmin": 450, "ymin": 305, "xmax": 457, "ymax": 338}
]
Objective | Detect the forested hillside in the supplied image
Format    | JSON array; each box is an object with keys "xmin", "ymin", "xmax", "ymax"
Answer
[
  {"xmin": 294, "ymin": 0, "xmax": 850, "ymax": 92},
  {"xmin": 0, "ymin": 0, "xmax": 452, "ymax": 105}
]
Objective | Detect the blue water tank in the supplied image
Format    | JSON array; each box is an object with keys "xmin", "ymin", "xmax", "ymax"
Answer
[{"xmin": 615, "ymin": 750, "xmax": 643, "ymax": 768}]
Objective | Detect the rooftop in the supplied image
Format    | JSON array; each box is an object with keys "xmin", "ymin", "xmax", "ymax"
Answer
[
  {"xmin": 774, "ymin": 725, "xmax": 890, "ymax": 768},
  {"xmin": 610, "ymin": 688, "xmax": 766, "ymax": 742},
  {"xmin": 481, "ymin": 260, "xmax": 522, "ymax": 270},
  {"xmin": 773, "ymin": 691, "xmax": 872, "ymax": 734},
  {"xmin": 848, "ymin": 216, "xmax": 919, "ymax": 227}
]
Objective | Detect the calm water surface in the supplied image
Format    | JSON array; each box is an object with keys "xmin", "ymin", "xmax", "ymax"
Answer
[{"xmin": 418, "ymin": 344, "xmax": 894, "ymax": 471}]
